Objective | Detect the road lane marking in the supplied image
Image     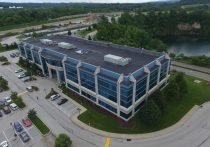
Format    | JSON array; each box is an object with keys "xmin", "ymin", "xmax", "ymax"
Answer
[
  {"xmin": 2, "ymin": 130, "xmax": 13, "ymax": 147},
  {"xmin": 18, "ymin": 91, "xmax": 28, "ymax": 96},
  {"xmin": 104, "ymin": 137, "xmax": 110, "ymax": 147}
]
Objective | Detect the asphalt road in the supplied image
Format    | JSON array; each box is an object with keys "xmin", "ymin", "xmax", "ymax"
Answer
[{"xmin": 1, "ymin": 50, "xmax": 210, "ymax": 147}]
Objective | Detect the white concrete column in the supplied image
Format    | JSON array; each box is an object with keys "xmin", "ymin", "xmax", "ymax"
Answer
[
  {"xmin": 129, "ymin": 74, "xmax": 136, "ymax": 116},
  {"xmin": 38, "ymin": 48, "xmax": 45, "ymax": 75},
  {"xmin": 144, "ymin": 66, "xmax": 151, "ymax": 97},
  {"xmin": 156, "ymin": 59, "xmax": 161, "ymax": 84},
  {"xmin": 117, "ymin": 74, "xmax": 124, "ymax": 116},
  {"xmin": 30, "ymin": 46, "xmax": 35, "ymax": 62},
  {"xmin": 23, "ymin": 44, "xmax": 28, "ymax": 59},
  {"xmin": 94, "ymin": 66, "xmax": 100, "ymax": 104},
  {"xmin": 48, "ymin": 67, "xmax": 52, "ymax": 78},
  {"xmin": 62, "ymin": 55, "xmax": 68, "ymax": 84},
  {"xmin": 76, "ymin": 61, "xmax": 82, "ymax": 95},
  {"xmin": 56, "ymin": 70, "xmax": 61, "ymax": 84}
]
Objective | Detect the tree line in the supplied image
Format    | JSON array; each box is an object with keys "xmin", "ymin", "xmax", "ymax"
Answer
[
  {"xmin": 94, "ymin": 17, "xmax": 166, "ymax": 52},
  {"xmin": 117, "ymin": 9, "xmax": 210, "ymax": 41}
]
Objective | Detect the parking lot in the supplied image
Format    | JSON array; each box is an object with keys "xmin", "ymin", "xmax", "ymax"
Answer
[
  {"xmin": 0, "ymin": 106, "xmax": 43, "ymax": 147},
  {"xmin": 48, "ymin": 96, "xmax": 78, "ymax": 117}
]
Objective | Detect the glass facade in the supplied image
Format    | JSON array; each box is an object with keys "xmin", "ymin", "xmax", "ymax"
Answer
[
  {"xmin": 99, "ymin": 100, "xmax": 117, "ymax": 113},
  {"xmin": 32, "ymin": 49, "xmax": 41, "ymax": 65},
  {"xmin": 149, "ymin": 68, "xmax": 159, "ymax": 90},
  {"xmin": 98, "ymin": 76, "xmax": 117, "ymax": 103},
  {"xmin": 25, "ymin": 46, "xmax": 32, "ymax": 61},
  {"xmin": 19, "ymin": 45, "xmax": 26, "ymax": 57},
  {"xmin": 81, "ymin": 91, "xmax": 96, "ymax": 102},
  {"xmin": 135, "ymin": 76, "xmax": 147, "ymax": 101},
  {"xmin": 67, "ymin": 83, "xmax": 79, "ymax": 93},
  {"xmin": 120, "ymin": 111, "xmax": 132, "ymax": 119},
  {"xmin": 120, "ymin": 85, "xmax": 133, "ymax": 108},
  {"xmin": 80, "ymin": 70, "xmax": 95, "ymax": 92},
  {"xmin": 160, "ymin": 61, "xmax": 168, "ymax": 81},
  {"xmin": 18, "ymin": 42, "xmax": 170, "ymax": 121},
  {"xmin": 65, "ymin": 63, "xmax": 78, "ymax": 83}
]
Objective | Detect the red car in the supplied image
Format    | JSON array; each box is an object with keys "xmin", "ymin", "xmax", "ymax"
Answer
[{"xmin": 22, "ymin": 118, "xmax": 32, "ymax": 127}]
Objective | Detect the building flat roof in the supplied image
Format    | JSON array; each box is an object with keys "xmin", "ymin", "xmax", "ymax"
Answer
[{"xmin": 23, "ymin": 35, "xmax": 163, "ymax": 75}]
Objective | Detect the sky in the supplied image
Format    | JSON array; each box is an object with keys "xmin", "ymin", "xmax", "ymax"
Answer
[{"xmin": 1, "ymin": 0, "xmax": 171, "ymax": 3}]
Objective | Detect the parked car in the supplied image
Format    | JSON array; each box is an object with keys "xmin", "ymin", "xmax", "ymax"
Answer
[
  {"xmin": 10, "ymin": 54, "xmax": 15, "ymax": 58},
  {"xmin": 0, "ymin": 141, "xmax": 9, "ymax": 147},
  {"xmin": 57, "ymin": 98, "xmax": 68, "ymax": 105},
  {"xmin": 19, "ymin": 132, "xmax": 30, "ymax": 142},
  {"xmin": 14, "ymin": 122, "xmax": 23, "ymax": 132},
  {"xmin": 5, "ymin": 96, "xmax": 11, "ymax": 104},
  {"xmin": 22, "ymin": 118, "xmax": 32, "ymax": 127},
  {"xmin": 15, "ymin": 69, "xmax": 23, "ymax": 73},
  {"xmin": 0, "ymin": 87, "xmax": 3, "ymax": 93},
  {"xmin": 50, "ymin": 94, "xmax": 60, "ymax": 101},
  {"xmin": 18, "ymin": 73, "xmax": 26, "ymax": 79},
  {"xmin": 2, "ymin": 106, "xmax": 11, "ymax": 114},
  {"xmin": 26, "ymin": 86, "xmax": 33, "ymax": 92},
  {"xmin": 0, "ymin": 111, "xmax": 3, "ymax": 117},
  {"xmin": 10, "ymin": 103, "xmax": 18, "ymax": 111},
  {"xmin": 0, "ymin": 100, "xmax": 5, "ymax": 106}
]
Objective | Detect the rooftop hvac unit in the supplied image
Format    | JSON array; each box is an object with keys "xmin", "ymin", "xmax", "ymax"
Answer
[
  {"xmin": 40, "ymin": 39, "xmax": 53, "ymax": 45},
  {"xmin": 58, "ymin": 42, "xmax": 75, "ymax": 49},
  {"xmin": 104, "ymin": 54, "xmax": 130, "ymax": 66}
]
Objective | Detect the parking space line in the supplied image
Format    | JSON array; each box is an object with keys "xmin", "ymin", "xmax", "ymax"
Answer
[
  {"xmin": 18, "ymin": 91, "xmax": 28, "ymax": 96},
  {"xmin": 2, "ymin": 130, "xmax": 13, "ymax": 147}
]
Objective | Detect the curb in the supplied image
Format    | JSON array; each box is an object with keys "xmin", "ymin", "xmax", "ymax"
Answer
[
  {"xmin": 71, "ymin": 105, "xmax": 199, "ymax": 139},
  {"xmin": 55, "ymin": 87, "xmax": 200, "ymax": 140}
]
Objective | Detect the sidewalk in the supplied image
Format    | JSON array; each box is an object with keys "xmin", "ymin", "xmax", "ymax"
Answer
[{"xmin": 57, "ymin": 88, "xmax": 200, "ymax": 139}]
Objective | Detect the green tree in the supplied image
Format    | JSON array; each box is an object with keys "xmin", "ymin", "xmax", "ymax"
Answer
[
  {"xmin": 28, "ymin": 109, "xmax": 37, "ymax": 119},
  {"xmin": 165, "ymin": 79, "xmax": 180, "ymax": 100},
  {"xmin": 88, "ymin": 35, "xmax": 92, "ymax": 40},
  {"xmin": 67, "ymin": 30, "xmax": 72, "ymax": 36},
  {"xmin": 55, "ymin": 134, "xmax": 72, "ymax": 147},
  {"xmin": 175, "ymin": 72, "xmax": 187, "ymax": 97},
  {"xmin": 140, "ymin": 100, "xmax": 162, "ymax": 125},
  {"xmin": 0, "ymin": 76, "xmax": 9, "ymax": 90},
  {"xmin": 151, "ymin": 90, "xmax": 166, "ymax": 112},
  {"xmin": 147, "ymin": 39, "xmax": 166, "ymax": 52}
]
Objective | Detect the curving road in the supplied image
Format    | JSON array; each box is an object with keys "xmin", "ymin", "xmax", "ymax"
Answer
[{"xmin": 1, "ymin": 50, "xmax": 210, "ymax": 147}]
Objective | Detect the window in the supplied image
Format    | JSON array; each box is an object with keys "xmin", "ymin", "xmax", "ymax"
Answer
[
  {"xmin": 82, "ymin": 91, "xmax": 96, "ymax": 102},
  {"xmin": 120, "ymin": 85, "xmax": 133, "ymax": 108},
  {"xmin": 135, "ymin": 76, "xmax": 147, "ymax": 101},
  {"xmin": 120, "ymin": 111, "xmax": 132, "ymax": 119},
  {"xmin": 67, "ymin": 83, "xmax": 79, "ymax": 93},
  {"xmin": 80, "ymin": 70, "xmax": 95, "ymax": 92},
  {"xmin": 149, "ymin": 68, "xmax": 158, "ymax": 90},
  {"xmin": 65, "ymin": 64, "xmax": 78, "ymax": 83},
  {"xmin": 98, "ymin": 76, "xmax": 117, "ymax": 103},
  {"xmin": 99, "ymin": 100, "xmax": 117, "ymax": 113}
]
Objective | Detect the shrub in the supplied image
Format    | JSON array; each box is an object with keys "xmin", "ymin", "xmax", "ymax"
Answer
[
  {"xmin": 55, "ymin": 134, "xmax": 72, "ymax": 147},
  {"xmin": 140, "ymin": 100, "xmax": 162, "ymax": 125},
  {"xmin": 11, "ymin": 92, "xmax": 26, "ymax": 108},
  {"xmin": 0, "ymin": 76, "xmax": 9, "ymax": 90},
  {"xmin": 0, "ymin": 56, "xmax": 8, "ymax": 62},
  {"xmin": 45, "ymin": 88, "xmax": 57, "ymax": 99}
]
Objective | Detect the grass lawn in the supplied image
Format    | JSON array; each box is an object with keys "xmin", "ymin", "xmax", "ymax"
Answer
[
  {"xmin": 78, "ymin": 28, "xmax": 96, "ymax": 37},
  {"xmin": 61, "ymin": 74, "xmax": 210, "ymax": 134},
  {"xmin": 30, "ymin": 115, "xmax": 50, "ymax": 135}
]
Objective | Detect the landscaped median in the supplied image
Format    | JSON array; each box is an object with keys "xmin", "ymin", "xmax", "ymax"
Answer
[
  {"xmin": 59, "ymin": 72, "xmax": 210, "ymax": 134},
  {"xmin": 28, "ymin": 109, "xmax": 50, "ymax": 135}
]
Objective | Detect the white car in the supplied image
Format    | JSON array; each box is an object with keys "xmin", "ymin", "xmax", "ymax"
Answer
[
  {"xmin": 50, "ymin": 94, "xmax": 60, "ymax": 101},
  {"xmin": 10, "ymin": 103, "xmax": 18, "ymax": 111},
  {"xmin": 15, "ymin": 69, "xmax": 23, "ymax": 73},
  {"xmin": 26, "ymin": 86, "xmax": 33, "ymax": 92},
  {"xmin": 18, "ymin": 73, "xmax": 26, "ymax": 79},
  {"xmin": 0, "ymin": 141, "xmax": 9, "ymax": 147},
  {"xmin": 5, "ymin": 96, "xmax": 11, "ymax": 104}
]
